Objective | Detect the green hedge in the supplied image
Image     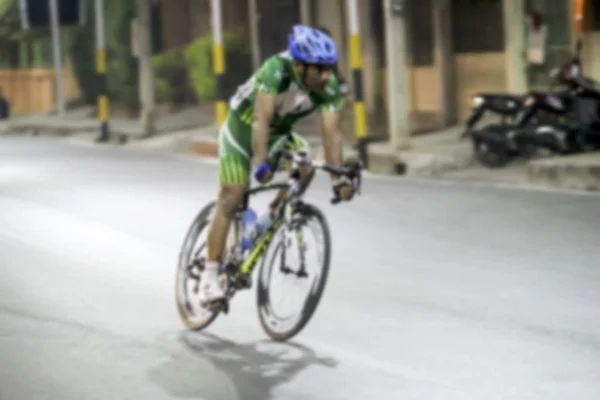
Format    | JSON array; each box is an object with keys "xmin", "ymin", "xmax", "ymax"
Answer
[
  {"xmin": 184, "ymin": 32, "xmax": 252, "ymax": 100},
  {"xmin": 152, "ymin": 47, "xmax": 192, "ymax": 105},
  {"xmin": 105, "ymin": 0, "xmax": 138, "ymax": 109},
  {"xmin": 65, "ymin": 1, "xmax": 100, "ymax": 105},
  {"xmin": 68, "ymin": 5, "xmax": 252, "ymax": 110},
  {"xmin": 67, "ymin": 0, "xmax": 138, "ymax": 109}
]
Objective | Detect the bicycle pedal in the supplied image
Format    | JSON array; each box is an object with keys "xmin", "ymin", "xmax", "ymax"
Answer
[
  {"xmin": 237, "ymin": 274, "xmax": 253, "ymax": 289},
  {"xmin": 204, "ymin": 298, "xmax": 229, "ymax": 314}
]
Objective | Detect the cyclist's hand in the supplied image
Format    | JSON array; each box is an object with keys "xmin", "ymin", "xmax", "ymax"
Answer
[{"xmin": 254, "ymin": 162, "xmax": 274, "ymax": 183}]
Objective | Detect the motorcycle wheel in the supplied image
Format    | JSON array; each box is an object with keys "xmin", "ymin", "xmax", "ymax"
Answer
[{"xmin": 472, "ymin": 137, "xmax": 514, "ymax": 168}]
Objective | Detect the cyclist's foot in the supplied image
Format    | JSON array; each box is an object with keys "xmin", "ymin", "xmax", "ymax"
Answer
[{"xmin": 199, "ymin": 260, "xmax": 226, "ymax": 305}]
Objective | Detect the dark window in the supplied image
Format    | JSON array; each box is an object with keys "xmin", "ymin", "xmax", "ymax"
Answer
[
  {"xmin": 0, "ymin": 41, "xmax": 20, "ymax": 69},
  {"xmin": 452, "ymin": 0, "xmax": 505, "ymax": 53},
  {"xmin": 371, "ymin": 0, "xmax": 385, "ymax": 67},
  {"xmin": 24, "ymin": 0, "xmax": 83, "ymax": 28},
  {"xmin": 593, "ymin": 0, "xmax": 600, "ymax": 31},
  {"xmin": 257, "ymin": 0, "xmax": 300, "ymax": 60},
  {"xmin": 407, "ymin": 0, "xmax": 434, "ymax": 66},
  {"xmin": 151, "ymin": 1, "xmax": 163, "ymax": 54}
]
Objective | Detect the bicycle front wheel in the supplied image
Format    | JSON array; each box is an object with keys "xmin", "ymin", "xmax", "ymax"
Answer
[{"xmin": 256, "ymin": 203, "xmax": 332, "ymax": 341}]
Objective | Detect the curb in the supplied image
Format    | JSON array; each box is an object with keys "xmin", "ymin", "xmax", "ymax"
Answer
[
  {"xmin": 190, "ymin": 138, "xmax": 219, "ymax": 158},
  {"xmin": 186, "ymin": 137, "xmax": 474, "ymax": 178},
  {"xmin": 188, "ymin": 137, "xmax": 363, "ymax": 167},
  {"xmin": 1, "ymin": 121, "xmax": 132, "ymax": 143},
  {"xmin": 0, "ymin": 120, "xmax": 211, "ymax": 145},
  {"xmin": 526, "ymin": 153, "xmax": 600, "ymax": 191},
  {"xmin": 112, "ymin": 130, "xmax": 600, "ymax": 193}
]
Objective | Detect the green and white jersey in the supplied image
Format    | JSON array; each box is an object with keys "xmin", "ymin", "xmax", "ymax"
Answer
[{"xmin": 228, "ymin": 50, "xmax": 344, "ymax": 135}]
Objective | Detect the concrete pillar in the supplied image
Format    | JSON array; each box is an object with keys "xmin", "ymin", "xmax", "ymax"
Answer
[
  {"xmin": 136, "ymin": 0, "xmax": 156, "ymax": 136},
  {"xmin": 315, "ymin": 0, "xmax": 347, "ymax": 77},
  {"xmin": 503, "ymin": 0, "xmax": 528, "ymax": 93},
  {"xmin": 432, "ymin": 0, "xmax": 455, "ymax": 126},
  {"xmin": 315, "ymin": 0, "xmax": 353, "ymax": 138},
  {"xmin": 300, "ymin": 0, "xmax": 311, "ymax": 24},
  {"xmin": 358, "ymin": 0, "xmax": 379, "ymax": 117},
  {"xmin": 248, "ymin": 0, "xmax": 260, "ymax": 70},
  {"xmin": 384, "ymin": 0, "xmax": 411, "ymax": 152}
]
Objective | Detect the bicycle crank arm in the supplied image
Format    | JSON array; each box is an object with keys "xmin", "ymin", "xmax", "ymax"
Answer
[{"xmin": 204, "ymin": 298, "xmax": 229, "ymax": 315}]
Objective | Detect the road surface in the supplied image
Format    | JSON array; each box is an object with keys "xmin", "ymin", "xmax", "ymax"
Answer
[{"xmin": 1, "ymin": 136, "xmax": 600, "ymax": 400}]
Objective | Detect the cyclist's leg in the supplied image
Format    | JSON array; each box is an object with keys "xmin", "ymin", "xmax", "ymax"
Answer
[
  {"xmin": 202, "ymin": 113, "xmax": 252, "ymax": 303},
  {"xmin": 267, "ymin": 132, "xmax": 314, "ymax": 209}
]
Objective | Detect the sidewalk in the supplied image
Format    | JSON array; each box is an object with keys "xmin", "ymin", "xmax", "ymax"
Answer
[
  {"xmin": 3, "ymin": 108, "xmax": 600, "ymax": 190},
  {"xmin": 164, "ymin": 123, "xmax": 477, "ymax": 178},
  {"xmin": 0, "ymin": 104, "xmax": 216, "ymax": 142},
  {"xmin": 355, "ymin": 126, "xmax": 474, "ymax": 176},
  {"xmin": 0, "ymin": 107, "xmax": 527, "ymax": 183}
]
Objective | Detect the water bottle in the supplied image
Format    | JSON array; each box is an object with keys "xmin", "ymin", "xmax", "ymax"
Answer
[
  {"xmin": 254, "ymin": 209, "xmax": 274, "ymax": 237},
  {"xmin": 240, "ymin": 208, "xmax": 258, "ymax": 251}
]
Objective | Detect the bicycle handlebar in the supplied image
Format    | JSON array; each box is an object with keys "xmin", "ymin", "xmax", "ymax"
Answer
[{"xmin": 269, "ymin": 148, "xmax": 363, "ymax": 205}]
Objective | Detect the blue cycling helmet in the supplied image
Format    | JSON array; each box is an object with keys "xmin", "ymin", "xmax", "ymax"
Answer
[{"xmin": 288, "ymin": 24, "xmax": 338, "ymax": 66}]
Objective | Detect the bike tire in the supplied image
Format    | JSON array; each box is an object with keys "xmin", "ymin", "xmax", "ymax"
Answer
[
  {"xmin": 256, "ymin": 203, "xmax": 332, "ymax": 342},
  {"xmin": 175, "ymin": 201, "xmax": 220, "ymax": 331}
]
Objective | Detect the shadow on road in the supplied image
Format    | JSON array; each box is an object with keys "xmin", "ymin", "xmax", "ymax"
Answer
[{"xmin": 148, "ymin": 331, "xmax": 338, "ymax": 400}]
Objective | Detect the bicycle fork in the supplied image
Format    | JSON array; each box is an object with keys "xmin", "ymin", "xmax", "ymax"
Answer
[{"xmin": 280, "ymin": 208, "xmax": 308, "ymax": 278}]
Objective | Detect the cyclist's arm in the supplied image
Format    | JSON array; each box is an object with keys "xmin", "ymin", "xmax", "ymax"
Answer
[
  {"xmin": 319, "ymin": 100, "xmax": 344, "ymax": 182},
  {"xmin": 252, "ymin": 92, "xmax": 275, "ymax": 164},
  {"xmin": 251, "ymin": 59, "xmax": 282, "ymax": 165}
]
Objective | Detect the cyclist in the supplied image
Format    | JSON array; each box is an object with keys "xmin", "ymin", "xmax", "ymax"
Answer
[
  {"xmin": 314, "ymin": 25, "xmax": 349, "ymax": 96},
  {"xmin": 200, "ymin": 24, "xmax": 357, "ymax": 305}
]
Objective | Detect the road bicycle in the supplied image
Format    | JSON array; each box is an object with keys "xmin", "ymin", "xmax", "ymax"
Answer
[{"xmin": 175, "ymin": 137, "xmax": 363, "ymax": 341}]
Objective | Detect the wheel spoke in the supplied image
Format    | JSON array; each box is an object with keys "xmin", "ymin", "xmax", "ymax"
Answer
[{"xmin": 192, "ymin": 242, "xmax": 206, "ymax": 261}]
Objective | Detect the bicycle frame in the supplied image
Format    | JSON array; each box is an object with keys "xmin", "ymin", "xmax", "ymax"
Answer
[
  {"xmin": 236, "ymin": 152, "xmax": 310, "ymax": 277},
  {"xmin": 238, "ymin": 211, "xmax": 285, "ymax": 276},
  {"xmin": 229, "ymin": 143, "xmax": 362, "ymax": 279}
]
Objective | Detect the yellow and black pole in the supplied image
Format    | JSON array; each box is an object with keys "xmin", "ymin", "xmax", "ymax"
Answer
[
  {"xmin": 346, "ymin": 0, "xmax": 368, "ymax": 168},
  {"xmin": 211, "ymin": 0, "xmax": 227, "ymax": 126},
  {"xmin": 94, "ymin": 0, "xmax": 110, "ymax": 143}
]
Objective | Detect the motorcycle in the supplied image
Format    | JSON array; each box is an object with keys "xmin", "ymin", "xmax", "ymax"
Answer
[
  {"xmin": 460, "ymin": 93, "xmax": 525, "ymax": 140},
  {"xmin": 470, "ymin": 40, "xmax": 600, "ymax": 167},
  {"xmin": 511, "ymin": 88, "xmax": 600, "ymax": 156},
  {"xmin": 462, "ymin": 75, "xmax": 561, "ymax": 167},
  {"xmin": 461, "ymin": 82, "xmax": 560, "ymax": 140},
  {"xmin": 470, "ymin": 88, "xmax": 572, "ymax": 167}
]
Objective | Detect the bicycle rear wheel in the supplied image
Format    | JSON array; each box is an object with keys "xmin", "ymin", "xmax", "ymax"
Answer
[{"xmin": 256, "ymin": 203, "xmax": 332, "ymax": 341}]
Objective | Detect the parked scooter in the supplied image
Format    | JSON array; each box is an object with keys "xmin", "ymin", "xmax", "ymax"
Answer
[
  {"xmin": 515, "ymin": 67, "xmax": 600, "ymax": 155},
  {"xmin": 460, "ymin": 93, "xmax": 525, "ymax": 140},
  {"xmin": 466, "ymin": 88, "xmax": 561, "ymax": 167},
  {"xmin": 461, "ymin": 82, "xmax": 558, "ymax": 140},
  {"xmin": 470, "ymin": 40, "xmax": 600, "ymax": 167},
  {"xmin": 461, "ymin": 72, "xmax": 560, "ymax": 166}
]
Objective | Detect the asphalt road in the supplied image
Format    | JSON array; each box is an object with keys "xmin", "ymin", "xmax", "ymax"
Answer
[{"xmin": 2, "ymin": 136, "xmax": 600, "ymax": 400}]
